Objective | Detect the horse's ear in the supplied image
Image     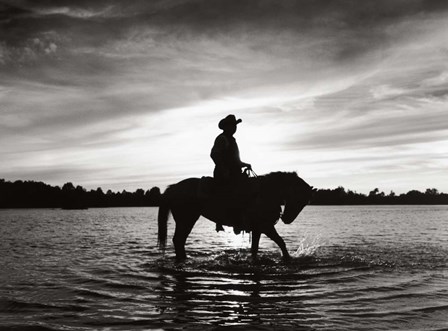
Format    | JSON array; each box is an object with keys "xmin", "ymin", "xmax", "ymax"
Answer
[{"xmin": 312, "ymin": 187, "xmax": 318, "ymax": 192}]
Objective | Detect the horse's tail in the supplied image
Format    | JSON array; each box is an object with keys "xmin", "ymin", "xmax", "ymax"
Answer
[{"xmin": 157, "ymin": 189, "xmax": 171, "ymax": 251}]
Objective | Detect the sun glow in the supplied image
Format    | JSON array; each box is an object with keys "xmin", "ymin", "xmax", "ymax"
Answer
[
  {"xmin": 219, "ymin": 227, "xmax": 251, "ymax": 249},
  {"xmin": 122, "ymin": 94, "xmax": 309, "ymax": 187}
]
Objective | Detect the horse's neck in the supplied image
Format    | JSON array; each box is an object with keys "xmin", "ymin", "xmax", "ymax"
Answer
[{"xmin": 257, "ymin": 176, "xmax": 285, "ymax": 206}]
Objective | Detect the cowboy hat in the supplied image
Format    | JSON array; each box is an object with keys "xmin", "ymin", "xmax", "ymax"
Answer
[{"xmin": 218, "ymin": 114, "xmax": 242, "ymax": 130}]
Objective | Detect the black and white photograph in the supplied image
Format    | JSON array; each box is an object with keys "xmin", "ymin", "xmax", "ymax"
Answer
[{"xmin": 1, "ymin": 1, "xmax": 447, "ymax": 330}]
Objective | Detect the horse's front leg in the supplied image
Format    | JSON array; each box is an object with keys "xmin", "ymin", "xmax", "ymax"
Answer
[
  {"xmin": 251, "ymin": 230, "xmax": 261, "ymax": 261},
  {"xmin": 264, "ymin": 226, "xmax": 291, "ymax": 262}
]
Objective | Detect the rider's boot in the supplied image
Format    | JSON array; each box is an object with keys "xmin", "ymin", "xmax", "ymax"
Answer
[{"xmin": 233, "ymin": 215, "xmax": 249, "ymax": 235}]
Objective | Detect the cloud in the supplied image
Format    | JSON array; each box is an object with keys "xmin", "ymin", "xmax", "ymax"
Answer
[
  {"xmin": 34, "ymin": 5, "xmax": 117, "ymax": 19},
  {"xmin": 2, "ymin": 0, "xmax": 448, "ymax": 192},
  {"xmin": 371, "ymin": 85, "xmax": 406, "ymax": 100},
  {"xmin": 0, "ymin": 38, "xmax": 59, "ymax": 65},
  {"xmin": 421, "ymin": 71, "xmax": 448, "ymax": 88}
]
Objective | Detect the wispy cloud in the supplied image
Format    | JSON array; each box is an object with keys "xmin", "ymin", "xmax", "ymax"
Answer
[{"xmin": 1, "ymin": 0, "xmax": 448, "ymax": 193}]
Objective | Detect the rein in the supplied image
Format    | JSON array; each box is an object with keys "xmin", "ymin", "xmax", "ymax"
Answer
[{"xmin": 244, "ymin": 168, "xmax": 258, "ymax": 178}]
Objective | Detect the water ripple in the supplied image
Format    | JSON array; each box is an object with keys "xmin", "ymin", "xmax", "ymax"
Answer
[{"xmin": 0, "ymin": 206, "xmax": 447, "ymax": 330}]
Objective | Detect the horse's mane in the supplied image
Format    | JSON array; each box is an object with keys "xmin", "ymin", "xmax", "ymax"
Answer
[
  {"xmin": 261, "ymin": 171, "xmax": 299, "ymax": 180},
  {"xmin": 257, "ymin": 171, "xmax": 310, "ymax": 197},
  {"xmin": 260, "ymin": 171, "xmax": 299, "ymax": 186}
]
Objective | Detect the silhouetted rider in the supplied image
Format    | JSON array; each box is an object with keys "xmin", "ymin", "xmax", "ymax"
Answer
[
  {"xmin": 211, "ymin": 114, "xmax": 251, "ymax": 184},
  {"xmin": 211, "ymin": 114, "xmax": 251, "ymax": 233}
]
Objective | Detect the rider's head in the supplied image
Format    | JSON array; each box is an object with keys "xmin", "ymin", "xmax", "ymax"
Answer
[{"xmin": 218, "ymin": 115, "xmax": 241, "ymax": 135}]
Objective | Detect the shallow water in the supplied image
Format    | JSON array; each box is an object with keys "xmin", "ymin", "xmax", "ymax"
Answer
[{"xmin": 0, "ymin": 206, "xmax": 447, "ymax": 330}]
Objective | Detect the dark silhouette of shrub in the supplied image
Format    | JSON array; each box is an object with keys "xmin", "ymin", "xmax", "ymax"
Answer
[
  {"xmin": 0, "ymin": 178, "xmax": 446, "ymax": 208},
  {"xmin": 0, "ymin": 179, "xmax": 161, "ymax": 208}
]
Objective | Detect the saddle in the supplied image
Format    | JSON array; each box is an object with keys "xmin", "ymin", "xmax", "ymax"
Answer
[
  {"xmin": 198, "ymin": 176, "xmax": 257, "ymax": 202},
  {"xmin": 198, "ymin": 176, "xmax": 260, "ymax": 230},
  {"xmin": 197, "ymin": 176, "xmax": 215, "ymax": 199}
]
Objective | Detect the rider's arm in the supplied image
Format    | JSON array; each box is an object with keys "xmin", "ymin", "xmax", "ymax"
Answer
[{"xmin": 233, "ymin": 141, "xmax": 251, "ymax": 169}]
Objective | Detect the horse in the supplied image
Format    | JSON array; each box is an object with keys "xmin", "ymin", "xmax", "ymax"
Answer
[{"xmin": 157, "ymin": 171, "xmax": 315, "ymax": 261}]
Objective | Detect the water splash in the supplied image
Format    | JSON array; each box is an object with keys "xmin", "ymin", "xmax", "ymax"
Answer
[
  {"xmin": 217, "ymin": 227, "xmax": 251, "ymax": 249},
  {"xmin": 292, "ymin": 235, "xmax": 323, "ymax": 258}
]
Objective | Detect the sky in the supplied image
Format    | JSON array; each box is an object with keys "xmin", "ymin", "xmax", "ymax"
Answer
[{"xmin": 1, "ymin": 0, "xmax": 448, "ymax": 194}]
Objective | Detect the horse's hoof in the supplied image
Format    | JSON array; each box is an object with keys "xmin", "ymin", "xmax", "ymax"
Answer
[{"xmin": 175, "ymin": 256, "xmax": 187, "ymax": 263}]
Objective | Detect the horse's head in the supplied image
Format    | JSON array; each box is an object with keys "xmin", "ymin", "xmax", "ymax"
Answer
[{"xmin": 281, "ymin": 173, "xmax": 315, "ymax": 224}]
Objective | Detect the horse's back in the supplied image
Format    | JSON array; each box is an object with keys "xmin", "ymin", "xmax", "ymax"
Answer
[
  {"xmin": 164, "ymin": 177, "xmax": 202, "ymax": 203},
  {"xmin": 165, "ymin": 176, "xmax": 259, "ymax": 212}
]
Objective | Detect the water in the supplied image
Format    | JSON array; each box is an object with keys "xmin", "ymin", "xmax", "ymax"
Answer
[{"xmin": 0, "ymin": 206, "xmax": 447, "ymax": 331}]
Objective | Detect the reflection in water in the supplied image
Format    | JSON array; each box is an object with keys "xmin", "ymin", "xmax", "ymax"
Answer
[
  {"xmin": 0, "ymin": 207, "xmax": 447, "ymax": 330},
  {"xmin": 154, "ymin": 253, "xmax": 329, "ymax": 329}
]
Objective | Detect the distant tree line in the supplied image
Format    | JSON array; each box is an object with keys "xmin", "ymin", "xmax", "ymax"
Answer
[
  {"xmin": 0, "ymin": 179, "xmax": 161, "ymax": 209},
  {"xmin": 1, "ymin": 179, "xmax": 447, "ymax": 209},
  {"xmin": 312, "ymin": 186, "xmax": 448, "ymax": 205}
]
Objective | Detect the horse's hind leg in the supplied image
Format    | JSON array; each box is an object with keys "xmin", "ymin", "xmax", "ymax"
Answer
[
  {"xmin": 172, "ymin": 207, "xmax": 199, "ymax": 261},
  {"xmin": 264, "ymin": 226, "xmax": 291, "ymax": 261},
  {"xmin": 173, "ymin": 220, "xmax": 195, "ymax": 261}
]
